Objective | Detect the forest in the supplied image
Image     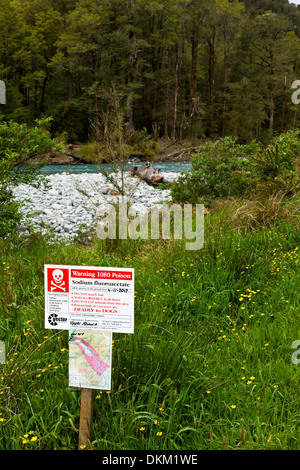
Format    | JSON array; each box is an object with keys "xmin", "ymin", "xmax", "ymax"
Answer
[{"xmin": 1, "ymin": 0, "xmax": 300, "ymax": 146}]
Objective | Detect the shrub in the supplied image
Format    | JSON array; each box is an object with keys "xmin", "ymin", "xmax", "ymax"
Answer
[
  {"xmin": 171, "ymin": 137, "xmax": 259, "ymax": 204},
  {"xmin": 247, "ymin": 130, "xmax": 300, "ymax": 197},
  {"xmin": 171, "ymin": 131, "xmax": 300, "ymax": 204},
  {"xmin": 0, "ymin": 117, "xmax": 62, "ymax": 238}
]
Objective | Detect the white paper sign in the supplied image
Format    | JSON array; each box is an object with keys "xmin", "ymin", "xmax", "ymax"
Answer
[{"xmin": 45, "ymin": 264, "xmax": 134, "ymax": 333}]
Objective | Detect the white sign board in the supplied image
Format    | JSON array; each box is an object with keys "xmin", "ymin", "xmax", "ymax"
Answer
[{"xmin": 45, "ymin": 265, "xmax": 134, "ymax": 333}]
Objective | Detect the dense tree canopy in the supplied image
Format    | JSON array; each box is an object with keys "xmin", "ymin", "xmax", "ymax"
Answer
[{"xmin": 1, "ymin": 0, "xmax": 300, "ymax": 143}]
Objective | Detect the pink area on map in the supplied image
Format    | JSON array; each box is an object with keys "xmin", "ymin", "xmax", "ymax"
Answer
[{"xmin": 72, "ymin": 337, "xmax": 109, "ymax": 376}]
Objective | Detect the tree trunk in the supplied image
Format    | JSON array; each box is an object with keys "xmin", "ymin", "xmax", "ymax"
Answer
[
  {"xmin": 40, "ymin": 75, "xmax": 48, "ymax": 113},
  {"xmin": 208, "ymin": 29, "xmax": 216, "ymax": 136},
  {"xmin": 126, "ymin": 0, "xmax": 136, "ymax": 133},
  {"xmin": 222, "ymin": 43, "xmax": 228, "ymax": 136},
  {"xmin": 172, "ymin": 61, "xmax": 179, "ymax": 141},
  {"xmin": 269, "ymin": 56, "xmax": 275, "ymax": 141},
  {"xmin": 164, "ymin": 49, "xmax": 170, "ymax": 138},
  {"xmin": 180, "ymin": 23, "xmax": 187, "ymax": 140},
  {"xmin": 188, "ymin": 18, "xmax": 199, "ymax": 134},
  {"xmin": 280, "ymin": 73, "xmax": 287, "ymax": 133}
]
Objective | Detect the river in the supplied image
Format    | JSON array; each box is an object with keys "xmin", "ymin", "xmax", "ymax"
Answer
[{"xmin": 38, "ymin": 161, "xmax": 192, "ymax": 175}]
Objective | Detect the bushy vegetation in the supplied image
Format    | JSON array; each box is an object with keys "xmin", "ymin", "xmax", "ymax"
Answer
[
  {"xmin": 0, "ymin": 118, "xmax": 62, "ymax": 238},
  {"xmin": 171, "ymin": 131, "xmax": 300, "ymax": 205}
]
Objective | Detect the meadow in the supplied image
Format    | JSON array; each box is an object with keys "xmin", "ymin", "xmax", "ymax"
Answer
[{"xmin": 0, "ymin": 200, "xmax": 299, "ymax": 450}]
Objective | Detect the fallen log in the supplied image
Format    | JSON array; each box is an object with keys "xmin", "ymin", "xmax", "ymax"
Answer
[{"xmin": 129, "ymin": 161, "xmax": 167, "ymax": 186}]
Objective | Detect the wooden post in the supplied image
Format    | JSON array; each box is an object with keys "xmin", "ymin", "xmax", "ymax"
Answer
[{"xmin": 78, "ymin": 388, "xmax": 94, "ymax": 449}]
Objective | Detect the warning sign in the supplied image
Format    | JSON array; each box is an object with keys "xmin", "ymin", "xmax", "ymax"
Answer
[
  {"xmin": 45, "ymin": 265, "xmax": 134, "ymax": 333},
  {"xmin": 47, "ymin": 267, "xmax": 69, "ymax": 292}
]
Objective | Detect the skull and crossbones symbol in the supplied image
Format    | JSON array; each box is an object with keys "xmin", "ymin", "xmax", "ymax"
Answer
[{"xmin": 51, "ymin": 269, "xmax": 66, "ymax": 291}]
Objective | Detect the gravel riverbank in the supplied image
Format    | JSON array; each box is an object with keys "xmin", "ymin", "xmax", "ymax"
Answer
[{"xmin": 13, "ymin": 171, "xmax": 179, "ymax": 241}]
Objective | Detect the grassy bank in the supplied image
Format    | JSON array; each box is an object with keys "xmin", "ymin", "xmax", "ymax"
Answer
[{"xmin": 0, "ymin": 205, "xmax": 299, "ymax": 450}]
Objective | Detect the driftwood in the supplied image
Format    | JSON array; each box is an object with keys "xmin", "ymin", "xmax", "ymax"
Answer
[
  {"xmin": 129, "ymin": 161, "xmax": 172, "ymax": 186},
  {"xmin": 165, "ymin": 147, "xmax": 197, "ymax": 161},
  {"xmin": 129, "ymin": 161, "xmax": 163, "ymax": 186}
]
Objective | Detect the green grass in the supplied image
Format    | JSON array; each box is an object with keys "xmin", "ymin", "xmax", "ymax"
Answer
[{"xmin": 0, "ymin": 210, "xmax": 299, "ymax": 450}]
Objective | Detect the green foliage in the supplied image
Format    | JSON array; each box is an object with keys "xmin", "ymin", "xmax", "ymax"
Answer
[
  {"xmin": 0, "ymin": 189, "xmax": 22, "ymax": 239},
  {"xmin": 249, "ymin": 130, "xmax": 300, "ymax": 179},
  {"xmin": 1, "ymin": 0, "xmax": 300, "ymax": 140},
  {"xmin": 0, "ymin": 117, "xmax": 62, "ymax": 238},
  {"xmin": 127, "ymin": 128, "xmax": 161, "ymax": 158},
  {"xmin": 247, "ymin": 130, "xmax": 300, "ymax": 196},
  {"xmin": 0, "ymin": 214, "xmax": 299, "ymax": 449},
  {"xmin": 171, "ymin": 137, "xmax": 259, "ymax": 204},
  {"xmin": 171, "ymin": 131, "xmax": 300, "ymax": 204}
]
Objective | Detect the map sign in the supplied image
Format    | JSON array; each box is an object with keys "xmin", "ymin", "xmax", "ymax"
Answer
[
  {"xmin": 44, "ymin": 264, "xmax": 134, "ymax": 333},
  {"xmin": 69, "ymin": 329, "xmax": 112, "ymax": 390}
]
